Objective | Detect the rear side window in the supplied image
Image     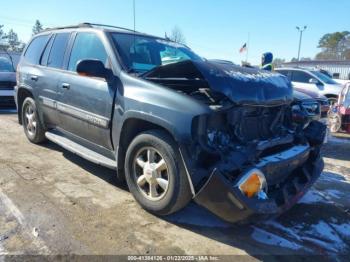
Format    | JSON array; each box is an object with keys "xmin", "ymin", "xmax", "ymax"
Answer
[
  {"xmin": 47, "ymin": 33, "xmax": 70, "ymax": 69},
  {"xmin": 291, "ymin": 71, "xmax": 312, "ymax": 83},
  {"xmin": 24, "ymin": 35, "xmax": 50, "ymax": 65},
  {"xmin": 68, "ymin": 32, "xmax": 108, "ymax": 72},
  {"xmin": 40, "ymin": 35, "xmax": 55, "ymax": 66}
]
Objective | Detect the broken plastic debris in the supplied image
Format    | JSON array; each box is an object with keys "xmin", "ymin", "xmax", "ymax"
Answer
[{"xmin": 32, "ymin": 227, "xmax": 39, "ymax": 237}]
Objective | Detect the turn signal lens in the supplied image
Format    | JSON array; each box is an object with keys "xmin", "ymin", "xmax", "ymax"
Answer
[
  {"xmin": 237, "ymin": 169, "xmax": 267, "ymax": 199},
  {"xmin": 239, "ymin": 173, "xmax": 261, "ymax": 198}
]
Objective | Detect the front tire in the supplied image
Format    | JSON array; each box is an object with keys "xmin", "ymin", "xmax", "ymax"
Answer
[
  {"xmin": 125, "ymin": 130, "xmax": 192, "ymax": 216},
  {"xmin": 22, "ymin": 97, "xmax": 46, "ymax": 144}
]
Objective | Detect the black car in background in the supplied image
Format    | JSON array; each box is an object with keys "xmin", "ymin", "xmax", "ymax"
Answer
[{"xmin": 0, "ymin": 52, "xmax": 19, "ymax": 109}]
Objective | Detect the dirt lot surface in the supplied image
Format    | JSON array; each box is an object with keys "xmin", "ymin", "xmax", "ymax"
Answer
[{"xmin": 0, "ymin": 112, "xmax": 349, "ymax": 260}]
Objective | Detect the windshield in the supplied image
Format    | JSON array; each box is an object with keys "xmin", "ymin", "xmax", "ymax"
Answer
[
  {"xmin": 311, "ymin": 71, "xmax": 338, "ymax": 85},
  {"xmin": 111, "ymin": 33, "xmax": 203, "ymax": 73},
  {"xmin": 0, "ymin": 57, "xmax": 14, "ymax": 72}
]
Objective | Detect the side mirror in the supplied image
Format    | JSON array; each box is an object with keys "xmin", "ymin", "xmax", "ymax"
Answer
[{"xmin": 76, "ymin": 59, "xmax": 109, "ymax": 79}]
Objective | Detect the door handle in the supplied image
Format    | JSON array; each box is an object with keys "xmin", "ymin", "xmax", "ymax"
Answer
[
  {"xmin": 30, "ymin": 75, "xmax": 38, "ymax": 81},
  {"xmin": 61, "ymin": 83, "xmax": 70, "ymax": 90}
]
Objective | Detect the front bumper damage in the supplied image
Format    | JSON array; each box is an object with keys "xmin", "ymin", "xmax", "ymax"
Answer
[{"xmin": 192, "ymin": 143, "xmax": 324, "ymax": 223}]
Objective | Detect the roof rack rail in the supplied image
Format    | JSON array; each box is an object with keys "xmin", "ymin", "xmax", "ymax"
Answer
[
  {"xmin": 42, "ymin": 23, "xmax": 92, "ymax": 32},
  {"xmin": 79, "ymin": 22, "xmax": 138, "ymax": 33},
  {"xmin": 42, "ymin": 23, "xmax": 139, "ymax": 33}
]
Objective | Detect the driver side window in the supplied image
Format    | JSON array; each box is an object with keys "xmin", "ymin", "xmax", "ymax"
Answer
[
  {"xmin": 291, "ymin": 71, "xmax": 316, "ymax": 84},
  {"xmin": 68, "ymin": 32, "xmax": 108, "ymax": 72}
]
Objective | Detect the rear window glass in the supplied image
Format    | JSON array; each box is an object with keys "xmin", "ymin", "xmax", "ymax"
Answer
[
  {"xmin": 47, "ymin": 33, "xmax": 70, "ymax": 69},
  {"xmin": 24, "ymin": 35, "xmax": 50, "ymax": 65}
]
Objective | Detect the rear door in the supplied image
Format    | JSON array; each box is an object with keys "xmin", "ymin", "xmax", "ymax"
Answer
[
  {"xmin": 57, "ymin": 31, "xmax": 115, "ymax": 149},
  {"xmin": 291, "ymin": 70, "xmax": 321, "ymax": 94},
  {"xmin": 19, "ymin": 34, "xmax": 51, "ymax": 112},
  {"xmin": 35, "ymin": 33, "xmax": 71, "ymax": 127}
]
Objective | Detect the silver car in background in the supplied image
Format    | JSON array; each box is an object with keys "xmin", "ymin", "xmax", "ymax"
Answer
[{"xmin": 276, "ymin": 67, "xmax": 343, "ymax": 104}]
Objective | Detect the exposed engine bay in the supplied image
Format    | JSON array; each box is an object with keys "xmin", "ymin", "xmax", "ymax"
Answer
[{"xmin": 143, "ymin": 59, "xmax": 326, "ymax": 223}]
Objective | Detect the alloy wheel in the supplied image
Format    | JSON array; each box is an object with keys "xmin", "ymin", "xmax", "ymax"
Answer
[
  {"xmin": 24, "ymin": 103, "xmax": 37, "ymax": 137},
  {"xmin": 133, "ymin": 147, "xmax": 169, "ymax": 201}
]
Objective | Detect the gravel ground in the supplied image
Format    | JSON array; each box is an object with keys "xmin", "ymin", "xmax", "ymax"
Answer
[{"xmin": 0, "ymin": 111, "xmax": 349, "ymax": 260}]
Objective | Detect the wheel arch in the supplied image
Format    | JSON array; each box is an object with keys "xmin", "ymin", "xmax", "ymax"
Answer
[
  {"xmin": 16, "ymin": 87, "xmax": 34, "ymax": 125},
  {"xmin": 116, "ymin": 117, "xmax": 175, "ymax": 168},
  {"xmin": 114, "ymin": 115, "xmax": 184, "ymax": 181}
]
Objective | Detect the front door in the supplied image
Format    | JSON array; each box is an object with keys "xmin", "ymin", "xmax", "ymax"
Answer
[
  {"xmin": 291, "ymin": 70, "xmax": 321, "ymax": 94},
  {"xmin": 57, "ymin": 32, "xmax": 115, "ymax": 150}
]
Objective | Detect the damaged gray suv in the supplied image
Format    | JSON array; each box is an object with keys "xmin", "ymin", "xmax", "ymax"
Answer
[{"xmin": 15, "ymin": 23, "xmax": 326, "ymax": 223}]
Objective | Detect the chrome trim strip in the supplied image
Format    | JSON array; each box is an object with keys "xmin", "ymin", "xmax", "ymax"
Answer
[
  {"xmin": 57, "ymin": 102, "xmax": 109, "ymax": 128},
  {"xmin": 40, "ymin": 96, "xmax": 56, "ymax": 109},
  {"xmin": 40, "ymin": 96, "xmax": 110, "ymax": 128}
]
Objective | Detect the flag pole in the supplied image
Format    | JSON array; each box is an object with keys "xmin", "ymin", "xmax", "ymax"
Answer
[{"xmin": 246, "ymin": 33, "xmax": 250, "ymax": 63}]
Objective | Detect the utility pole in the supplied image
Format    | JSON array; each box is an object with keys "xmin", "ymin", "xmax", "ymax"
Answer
[{"xmin": 296, "ymin": 26, "xmax": 307, "ymax": 61}]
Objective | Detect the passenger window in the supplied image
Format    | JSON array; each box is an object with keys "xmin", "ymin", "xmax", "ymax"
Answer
[
  {"xmin": 291, "ymin": 71, "xmax": 313, "ymax": 83},
  {"xmin": 277, "ymin": 70, "xmax": 289, "ymax": 79},
  {"xmin": 40, "ymin": 35, "xmax": 54, "ymax": 66},
  {"xmin": 68, "ymin": 33, "xmax": 108, "ymax": 72},
  {"xmin": 47, "ymin": 33, "xmax": 70, "ymax": 69},
  {"xmin": 24, "ymin": 35, "xmax": 50, "ymax": 65}
]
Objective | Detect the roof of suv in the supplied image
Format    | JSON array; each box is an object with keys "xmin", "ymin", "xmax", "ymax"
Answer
[{"xmin": 39, "ymin": 22, "xmax": 162, "ymax": 39}]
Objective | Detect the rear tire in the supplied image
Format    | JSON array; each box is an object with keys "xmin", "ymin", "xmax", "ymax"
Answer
[
  {"xmin": 125, "ymin": 130, "xmax": 192, "ymax": 216},
  {"xmin": 22, "ymin": 97, "xmax": 46, "ymax": 144}
]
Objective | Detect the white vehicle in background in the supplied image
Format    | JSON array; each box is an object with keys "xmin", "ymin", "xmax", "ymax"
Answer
[
  {"xmin": 316, "ymin": 69, "xmax": 350, "ymax": 87},
  {"xmin": 333, "ymin": 79, "xmax": 350, "ymax": 86},
  {"xmin": 275, "ymin": 67, "xmax": 343, "ymax": 104}
]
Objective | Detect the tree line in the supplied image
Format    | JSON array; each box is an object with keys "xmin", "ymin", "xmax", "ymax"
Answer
[
  {"xmin": 0, "ymin": 20, "xmax": 43, "ymax": 52},
  {"xmin": 273, "ymin": 31, "xmax": 350, "ymax": 66}
]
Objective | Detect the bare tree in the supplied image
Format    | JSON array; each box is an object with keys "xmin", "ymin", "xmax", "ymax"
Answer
[{"xmin": 169, "ymin": 26, "xmax": 186, "ymax": 45}]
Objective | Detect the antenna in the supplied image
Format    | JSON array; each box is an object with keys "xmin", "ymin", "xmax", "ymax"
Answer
[{"xmin": 133, "ymin": 0, "xmax": 136, "ymax": 32}]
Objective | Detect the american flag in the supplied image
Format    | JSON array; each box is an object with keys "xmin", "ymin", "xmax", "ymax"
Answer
[{"xmin": 239, "ymin": 43, "xmax": 247, "ymax": 53}]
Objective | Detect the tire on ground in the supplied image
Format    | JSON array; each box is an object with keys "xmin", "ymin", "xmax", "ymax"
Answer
[
  {"xmin": 124, "ymin": 129, "xmax": 192, "ymax": 216},
  {"xmin": 21, "ymin": 97, "xmax": 47, "ymax": 144}
]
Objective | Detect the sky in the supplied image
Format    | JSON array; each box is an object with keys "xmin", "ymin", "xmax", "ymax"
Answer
[{"xmin": 0, "ymin": 0, "xmax": 349, "ymax": 64}]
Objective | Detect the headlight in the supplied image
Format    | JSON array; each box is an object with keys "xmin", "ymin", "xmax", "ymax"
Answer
[
  {"xmin": 301, "ymin": 101, "xmax": 320, "ymax": 116},
  {"xmin": 237, "ymin": 169, "xmax": 268, "ymax": 199}
]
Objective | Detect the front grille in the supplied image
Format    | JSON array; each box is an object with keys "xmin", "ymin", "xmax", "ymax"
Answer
[
  {"xmin": 301, "ymin": 102, "xmax": 320, "ymax": 116},
  {"xmin": 228, "ymin": 106, "xmax": 286, "ymax": 142},
  {"xmin": 0, "ymin": 81, "xmax": 16, "ymax": 90}
]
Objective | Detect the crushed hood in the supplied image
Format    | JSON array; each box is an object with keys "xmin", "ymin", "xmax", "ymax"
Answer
[{"xmin": 143, "ymin": 60, "xmax": 293, "ymax": 106}]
